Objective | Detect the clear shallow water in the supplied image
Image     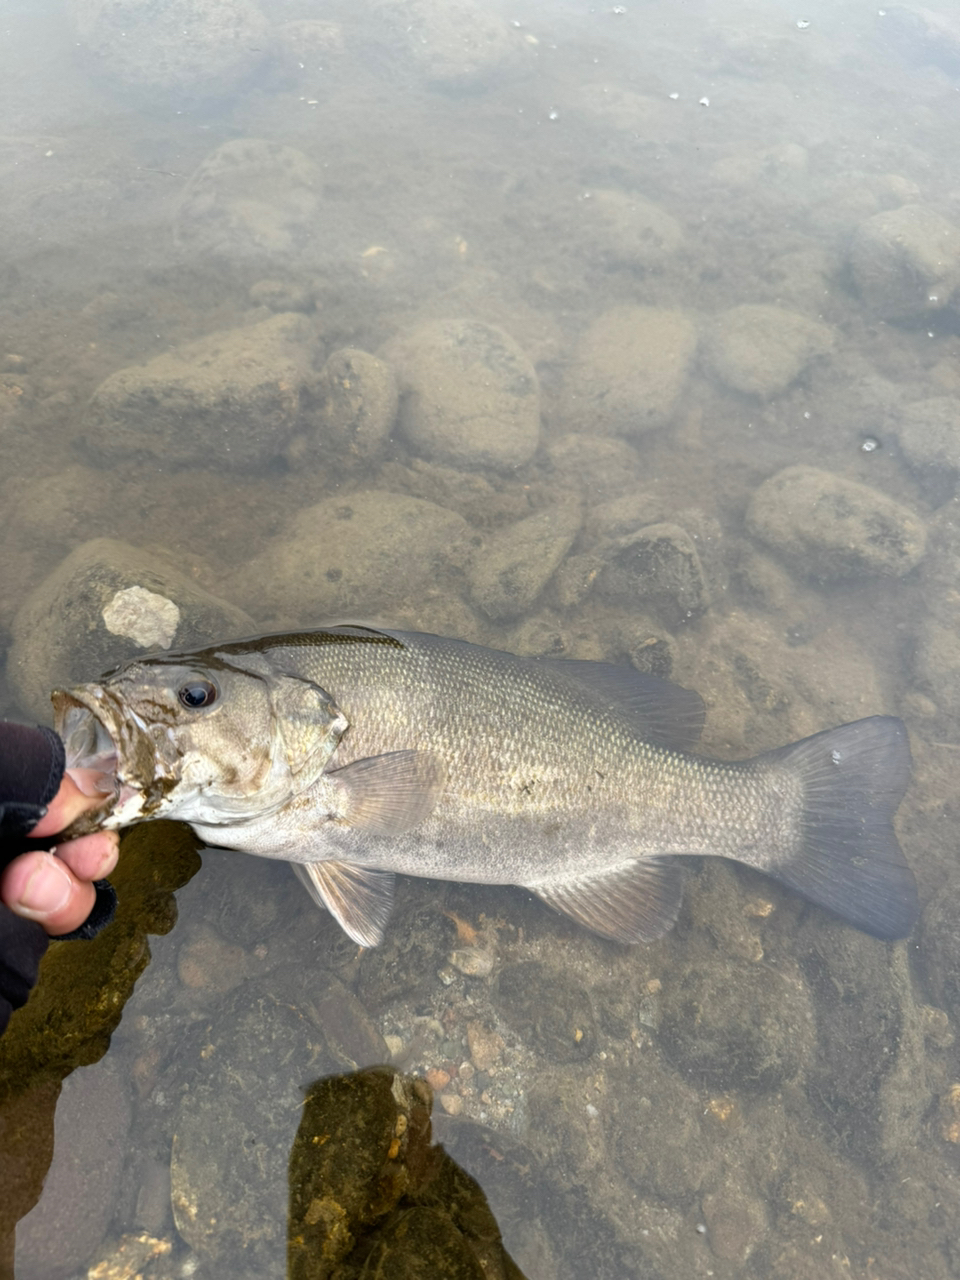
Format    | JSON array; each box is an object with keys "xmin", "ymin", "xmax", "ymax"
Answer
[{"xmin": 1, "ymin": 1, "xmax": 960, "ymax": 1277}]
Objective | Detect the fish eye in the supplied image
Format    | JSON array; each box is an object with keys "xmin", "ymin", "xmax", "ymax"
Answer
[{"xmin": 177, "ymin": 678, "xmax": 219, "ymax": 710}]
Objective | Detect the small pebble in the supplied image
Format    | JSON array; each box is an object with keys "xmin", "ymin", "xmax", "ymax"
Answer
[
  {"xmin": 425, "ymin": 1067, "xmax": 451, "ymax": 1092},
  {"xmin": 440, "ymin": 1093, "xmax": 464, "ymax": 1116},
  {"xmin": 383, "ymin": 1035, "xmax": 405, "ymax": 1058},
  {"xmin": 448, "ymin": 947, "xmax": 495, "ymax": 977},
  {"xmin": 467, "ymin": 1021, "xmax": 505, "ymax": 1071}
]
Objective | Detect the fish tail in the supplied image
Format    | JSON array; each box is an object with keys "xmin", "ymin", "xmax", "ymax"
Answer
[{"xmin": 758, "ymin": 715, "xmax": 917, "ymax": 939}]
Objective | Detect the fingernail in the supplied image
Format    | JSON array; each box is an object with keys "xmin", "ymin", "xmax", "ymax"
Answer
[{"xmin": 17, "ymin": 855, "xmax": 72, "ymax": 918}]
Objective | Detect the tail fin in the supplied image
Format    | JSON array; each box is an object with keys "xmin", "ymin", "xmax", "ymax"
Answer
[{"xmin": 760, "ymin": 716, "xmax": 917, "ymax": 940}]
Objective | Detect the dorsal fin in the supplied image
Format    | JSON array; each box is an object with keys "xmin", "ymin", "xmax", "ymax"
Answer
[
  {"xmin": 535, "ymin": 658, "xmax": 705, "ymax": 751},
  {"xmin": 528, "ymin": 857, "xmax": 684, "ymax": 944}
]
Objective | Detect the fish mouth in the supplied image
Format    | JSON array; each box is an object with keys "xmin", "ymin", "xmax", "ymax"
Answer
[{"xmin": 51, "ymin": 688, "xmax": 153, "ymax": 835}]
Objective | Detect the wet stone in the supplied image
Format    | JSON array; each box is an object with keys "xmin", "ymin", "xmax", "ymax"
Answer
[
  {"xmin": 0, "ymin": 823, "xmax": 201, "ymax": 1101},
  {"xmin": 6, "ymin": 537, "xmax": 254, "ymax": 721},
  {"xmin": 82, "ymin": 312, "xmax": 316, "ymax": 470},
  {"xmin": 847, "ymin": 203, "xmax": 960, "ymax": 320},
  {"xmin": 289, "ymin": 1067, "xmax": 516, "ymax": 1280},
  {"xmin": 357, "ymin": 1205, "xmax": 487, "ymax": 1279},
  {"xmin": 701, "ymin": 304, "xmax": 834, "ymax": 399},
  {"xmin": 657, "ymin": 953, "xmax": 815, "ymax": 1093},
  {"xmin": 295, "ymin": 347, "xmax": 398, "ymax": 470},
  {"xmin": 745, "ymin": 464, "xmax": 927, "ymax": 581},
  {"xmin": 225, "ymin": 490, "xmax": 473, "ymax": 625},
  {"xmin": 68, "ymin": 0, "xmax": 269, "ymax": 103},
  {"xmin": 583, "ymin": 188, "xmax": 684, "ymax": 270},
  {"xmin": 493, "ymin": 961, "xmax": 597, "ymax": 1064},
  {"xmin": 386, "ymin": 318, "xmax": 541, "ymax": 471},
  {"xmin": 468, "ymin": 500, "xmax": 582, "ymax": 621},
  {"xmin": 565, "ymin": 305, "xmax": 697, "ymax": 437},
  {"xmin": 701, "ymin": 1188, "xmax": 768, "ymax": 1265},
  {"xmin": 175, "ymin": 139, "xmax": 322, "ymax": 262},
  {"xmin": 894, "ymin": 396, "xmax": 960, "ymax": 486},
  {"xmin": 374, "ymin": 0, "xmax": 525, "ymax": 92},
  {"xmin": 598, "ymin": 521, "xmax": 709, "ymax": 627},
  {"xmin": 613, "ymin": 1064, "xmax": 711, "ymax": 1199}
]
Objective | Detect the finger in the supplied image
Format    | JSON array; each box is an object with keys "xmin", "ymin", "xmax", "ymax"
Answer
[
  {"xmin": 0, "ymin": 851, "xmax": 97, "ymax": 935},
  {"xmin": 30, "ymin": 775, "xmax": 105, "ymax": 839},
  {"xmin": 53, "ymin": 830, "xmax": 119, "ymax": 882}
]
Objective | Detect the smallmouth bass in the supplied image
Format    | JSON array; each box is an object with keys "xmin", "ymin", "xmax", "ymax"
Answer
[{"xmin": 52, "ymin": 625, "xmax": 917, "ymax": 947}]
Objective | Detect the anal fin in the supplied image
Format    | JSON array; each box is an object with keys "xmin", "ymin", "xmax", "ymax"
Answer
[
  {"xmin": 291, "ymin": 860, "xmax": 396, "ymax": 948},
  {"xmin": 529, "ymin": 857, "xmax": 684, "ymax": 944}
]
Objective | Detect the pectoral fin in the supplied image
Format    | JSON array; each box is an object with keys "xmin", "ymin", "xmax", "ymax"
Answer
[
  {"xmin": 326, "ymin": 750, "xmax": 444, "ymax": 835},
  {"xmin": 291, "ymin": 860, "xmax": 396, "ymax": 948},
  {"xmin": 529, "ymin": 857, "xmax": 684, "ymax": 944}
]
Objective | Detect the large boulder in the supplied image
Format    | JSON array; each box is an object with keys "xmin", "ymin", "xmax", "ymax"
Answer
[
  {"xmin": 564, "ymin": 306, "xmax": 697, "ymax": 437},
  {"xmin": 701, "ymin": 304, "xmax": 834, "ymax": 398},
  {"xmin": 746, "ymin": 466, "xmax": 926, "ymax": 581},
  {"xmin": 68, "ymin": 0, "xmax": 269, "ymax": 103},
  {"xmin": 848, "ymin": 204, "xmax": 960, "ymax": 320},
  {"xmin": 81, "ymin": 313, "xmax": 316, "ymax": 470},
  {"xmin": 386, "ymin": 319, "xmax": 541, "ymax": 472},
  {"xmin": 224, "ymin": 490, "xmax": 475, "ymax": 624},
  {"xmin": 175, "ymin": 140, "xmax": 322, "ymax": 263}
]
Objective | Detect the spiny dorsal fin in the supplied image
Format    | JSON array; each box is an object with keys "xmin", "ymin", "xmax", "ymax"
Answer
[
  {"xmin": 291, "ymin": 860, "xmax": 396, "ymax": 947},
  {"xmin": 529, "ymin": 857, "xmax": 684, "ymax": 944},
  {"xmin": 326, "ymin": 750, "xmax": 445, "ymax": 835},
  {"xmin": 535, "ymin": 658, "xmax": 705, "ymax": 751}
]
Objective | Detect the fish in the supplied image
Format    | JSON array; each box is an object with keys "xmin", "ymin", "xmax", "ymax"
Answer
[{"xmin": 51, "ymin": 625, "xmax": 918, "ymax": 948}]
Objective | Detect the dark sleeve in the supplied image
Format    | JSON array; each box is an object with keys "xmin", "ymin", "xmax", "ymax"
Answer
[
  {"xmin": 0, "ymin": 723, "xmax": 117, "ymax": 1036},
  {"xmin": 0, "ymin": 723, "xmax": 65, "ymax": 854},
  {"xmin": 0, "ymin": 724, "xmax": 61, "ymax": 1033}
]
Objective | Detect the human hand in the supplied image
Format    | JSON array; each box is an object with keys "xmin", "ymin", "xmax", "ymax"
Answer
[{"xmin": 0, "ymin": 775, "xmax": 119, "ymax": 936}]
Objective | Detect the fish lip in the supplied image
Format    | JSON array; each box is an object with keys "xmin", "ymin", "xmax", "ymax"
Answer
[{"xmin": 51, "ymin": 686, "xmax": 151, "ymax": 833}]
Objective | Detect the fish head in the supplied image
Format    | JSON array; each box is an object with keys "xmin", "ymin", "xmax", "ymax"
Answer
[{"xmin": 51, "ymin": 653, "xmax": 348, "ymax": 834}]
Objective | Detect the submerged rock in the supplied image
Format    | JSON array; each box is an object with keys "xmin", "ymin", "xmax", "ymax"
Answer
[
  {"xmin": 469, "ymin": 501, "xmax": 582, "ymax": 621},
  {"xmin": 847, "ymin": 204, "xmax": 960, "ymax": 320},
  {"xmin": 6, "ymin": 538, "xmax": 254, "ymax": 721},
  {"xmin": 745, "ymin": 465, "xmax": 926, "ymax": 581},
  {"xmin": 68, "ymin": 0, "xmax": 269, "ymax": 103},
  {"xmin": 294, "ymin": 347, "xmax": 398, "ymax": 470},
  {"xmin": 701, "ymin": 304, "xmax": 834, "ymax": 398},
  {"xmin": 373, "ymin": 0, "xmax": 525, "ymax": 92},
  {"xmin": 82, "ymin": 312, "xmax": 317, "ymax": 470},
  {"xmin": 386, "ymin": 318, "xmax": 541, "ymax": 472},
  {"xmin": 581, "ymin": 188, "xmax": 684, "ymax": 270},
  {"xmin": 565, "ymin": 305, "xmax": 697, "ymax": 437},
  {"xmin": 224, "ymin": 490, "xmax": 474, "ymax": 624},
  {"xmin": 658, "ymin": 953, "xmax": 815, "ymax": 1093},
  {"xmin": 175, "ymin": 139, "xmax": 322, "ymax": 263},
  {"xmin": 895, "ymin": 396, "xmax": 960, "ymax": 477},
  {"xmin": 598, "ymin": 521, "xmax": 709, "ymax": 627}
]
